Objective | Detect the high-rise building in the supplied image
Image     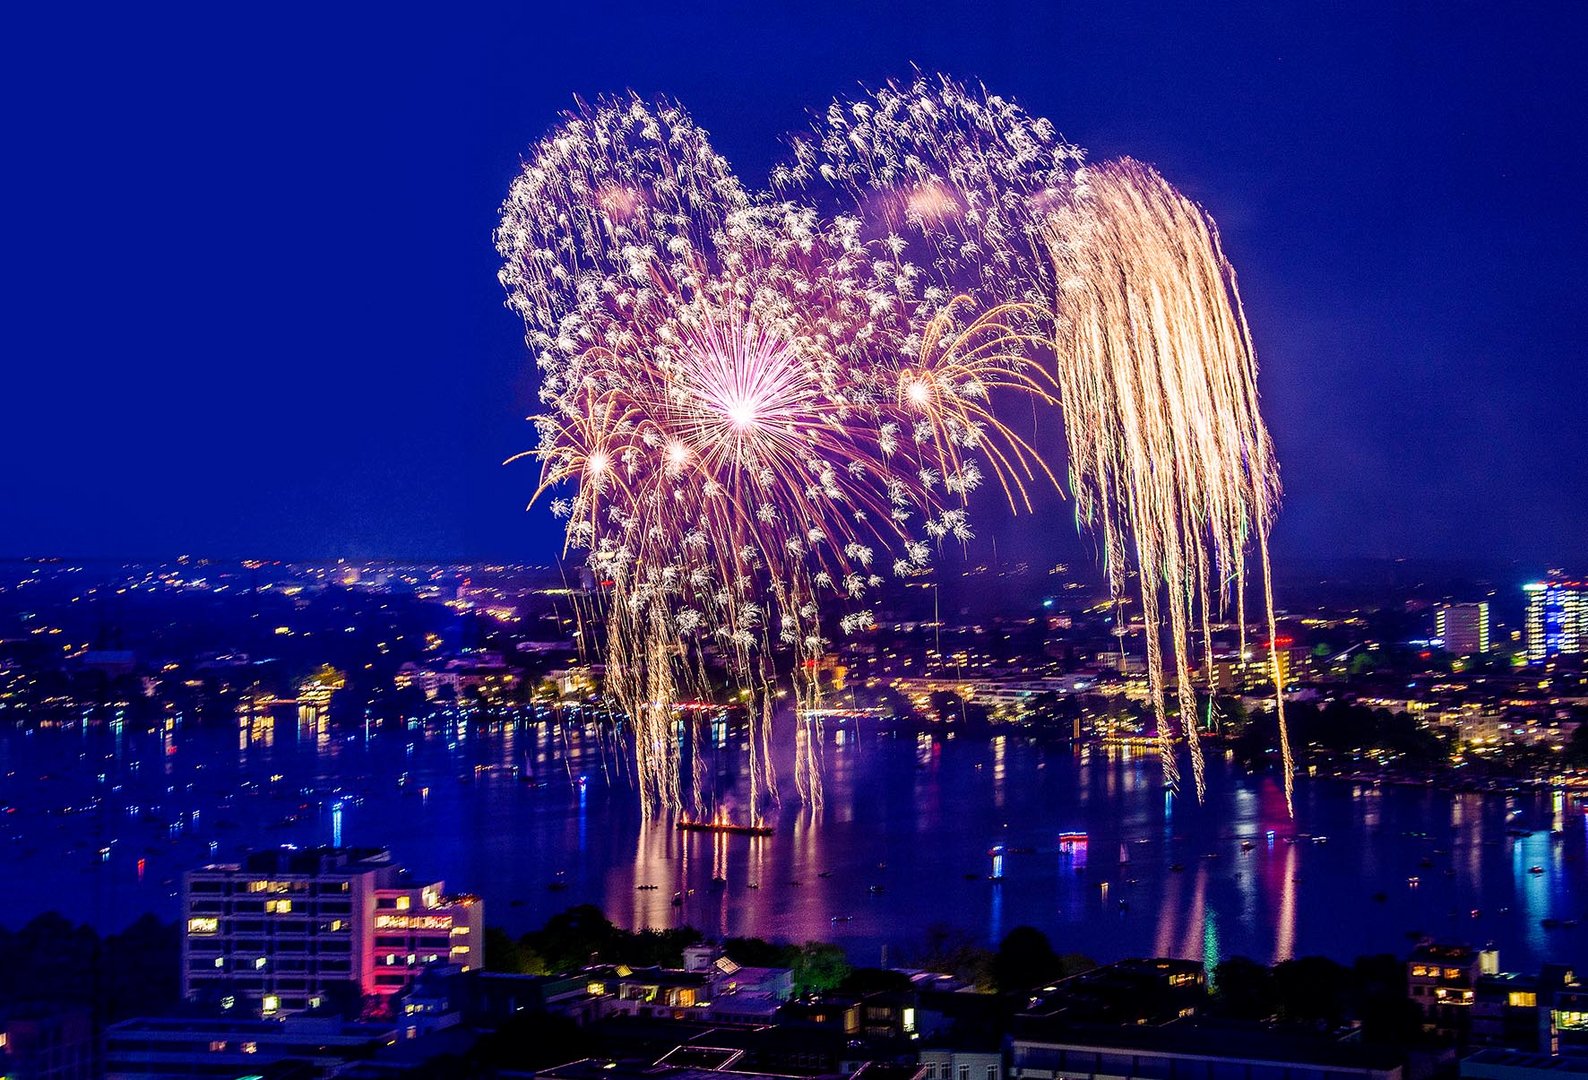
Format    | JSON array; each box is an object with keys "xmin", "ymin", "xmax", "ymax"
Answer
[
  {"xmin": 182, "ymin": 847, "xmax": 482, "ymax": 1016},
  {"xmin": 1436, "ymin": 602, "xmax": 1491, "ymax": 655},
  {"xmin": 1524, "ymin": 578, "xmax": 1588, "ymax": 664}
]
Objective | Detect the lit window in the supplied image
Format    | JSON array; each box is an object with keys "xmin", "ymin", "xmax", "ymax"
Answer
[
  {"xmin": 254, "ymin": 956, "xmax": 267, "ymax": 970},
  {"xmin": 242, "ymin": 1041, "xmax": 258, "ymax": 1055},
  {"xmin": 188, "ymin": 917, "xmax": 219, "ymax": 935},
  {"xmin": 262, "ymin": 994, "xmax": 280, "ymax": 1014},
  {"xmin": 395, "ymin": 896, "xmax": 411, "ymax": 911},
  {"xmin": 1511, "ymin": 992, "xmax": 1539, "ymax": 1008}
]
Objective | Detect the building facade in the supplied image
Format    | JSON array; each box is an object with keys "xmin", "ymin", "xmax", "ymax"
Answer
[
  {"xmin": 1526, "ymin": 579, "xmax": 1587, "ymax": 663},
  {"xmin": 103, "ymin": 1014, "xmax": 396, "ymax": 1080},
  {"xmin": 1438, "ymin": 603, "xmax": 1492, "ymax": 655},
  {"xmin": 182, "ymin": 846, "xmax": 482, "ymax": 1016},
  {"xmin": 0, "ymin": 1008, "xmax": 96, "ymax": 1080}
]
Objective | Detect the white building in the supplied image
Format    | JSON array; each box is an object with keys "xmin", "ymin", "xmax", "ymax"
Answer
[{"xmin": 182, "ymin": 846, "xmax": 482, "ymax": 1016}]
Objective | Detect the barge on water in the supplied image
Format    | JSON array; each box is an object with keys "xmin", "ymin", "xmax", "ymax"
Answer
[{"xmin": 677, "ymin": 818, "xmax": 774, "ymax": 837}]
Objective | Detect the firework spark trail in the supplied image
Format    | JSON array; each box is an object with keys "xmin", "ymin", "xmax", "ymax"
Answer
[
  {"xmin": 498, "ymin": 90, "xmax": 1060, "ymax": 821},
  {"xmin": 1046, "ymin": 159, "xmax": 1291, "ymax": 811},
  {"xmin": 790, "ymin": 80, "xmax": 1290, "ymax": 803},
  {"xmin": 499, "ymin": 80, "xmax": 1293, "ymax": 819}
]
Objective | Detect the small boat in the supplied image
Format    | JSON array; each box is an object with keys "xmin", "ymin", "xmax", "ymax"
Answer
[
  {"xmin": 818, "ymin": 870, "xmax": 834, "ymax": 879},
  {"xmin": 868, "ymin": 884, "xmax": 885, "ymax": 894},
  {"xmin": 637, "ymin": 884, "xmax": 658, "ymax": 891},
  {"xmin": 1530, "ymin": 866, "xmax": 1546, "ymax": 875},
  {"xmin": 831, "ymin": 915, "xmax": 853, "ymax": 923}
]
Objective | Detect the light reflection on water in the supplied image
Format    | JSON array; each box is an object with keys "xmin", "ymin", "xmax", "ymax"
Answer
[{"xmin": 4, "ymin": 714, "xmax": 1588, "ymax": 968}]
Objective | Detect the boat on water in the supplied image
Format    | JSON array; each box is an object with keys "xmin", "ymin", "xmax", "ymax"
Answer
[{"xmin": 677, "ymin": 818, "xmax": 773, "ymax": 837}]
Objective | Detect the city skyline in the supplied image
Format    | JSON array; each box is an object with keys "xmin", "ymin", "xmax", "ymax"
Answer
[{"xmin": 5, "ymin": 3, "xmax": 1586, "ymax": 564}]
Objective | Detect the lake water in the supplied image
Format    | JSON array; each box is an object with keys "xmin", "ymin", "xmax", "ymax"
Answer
[{"xmin": 3, "ymin": 712, "xmax": 1585, "ymax": 972}]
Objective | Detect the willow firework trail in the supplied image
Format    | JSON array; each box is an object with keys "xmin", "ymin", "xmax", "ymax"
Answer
[
  {"xmin": 498, "ymin": 77, "xmax": 1293, "ymax": 818},
  {"xmin": 1046, "ymin": 159, "xmax": 1290, "ymax": 811}
]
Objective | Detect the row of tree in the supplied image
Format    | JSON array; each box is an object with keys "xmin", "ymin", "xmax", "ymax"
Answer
[
  {"xmin": 0, "ymin": 911, "xmax": 179, "ymax": 1021},
  {"xmin": 485, "ymin": 907, "xmax": 1097, "ymax": 997}
]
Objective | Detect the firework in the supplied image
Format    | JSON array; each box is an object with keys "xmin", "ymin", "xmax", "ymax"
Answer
[
  {"xmin": 499, "ymin": 77, "xmax": 1293, "ymax": 819},
  {"xmin": 1044, "ymin": 159, "xmax": 1289, "ymax": 810}
]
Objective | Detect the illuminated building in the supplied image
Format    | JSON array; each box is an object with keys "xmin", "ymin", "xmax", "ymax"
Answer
[
  {"xmin": 0, "ymin": 1008, "xmax": 95, "ymax": 1080},
  {"xmin": 1008, "ymin": 1028, "xmax": 1401, "ymax": 1080},
  {"xmin": 297, "ymin": 664, "xmax": 346, "ymax": 732},
  {"xmin": 394, "ymin": 652, "xmax": 518, "ymax": 702},
  {"xmin": 369, "ymin": 884, "xmax": 484, "ymax": 997},
  {"xmin": 1408, "ymin": 942, "xmax": 1495, "ymax": 1041},
  {"xmin": 1436, "ymin": 603, "xmax": 1491, "ymax": 655},
  {"xmin": 1525, "ymin": 578, "xmax": 1587, "ymax": 663},
  {"xmin": 104, "ymin": 1014, "xmax": 397, "ymax": 1080},
  {"xmin": 182, "ymin": 847, "xmax": 482, "ymax": 1016}
]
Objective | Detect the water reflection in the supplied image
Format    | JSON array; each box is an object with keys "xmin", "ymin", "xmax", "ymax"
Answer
[{"xmin": 7, "ymin": 714, "xmax": 1588, "ymax": 971}]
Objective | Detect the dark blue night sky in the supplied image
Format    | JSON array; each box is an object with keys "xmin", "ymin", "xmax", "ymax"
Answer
[{"xmin": 4, "ymin": 2, "xmax": 1584, "ymax": 564}]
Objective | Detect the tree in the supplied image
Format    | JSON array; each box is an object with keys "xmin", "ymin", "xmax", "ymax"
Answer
[
  {"xmin": 524, "ymin": 905, "xmax": 619, "ymax": 971},
  {"xmin": 725, "ymin": 936, "xmax": 795, "ymax": 968},
  {"xmin": 791, "ymin": 942, "xmax": 852, "ymax": 995},
  {"xmin": 1353, "ymin": 953, "xmax": 1422, "ymax": 1045},
  {"xmin": 1569, "ymin": 720, "xmax": 1588, "ymax": 765},
  {"xmin": 917, "ymin": 925, "xmax": 995, "ymax": 991},
  {"xmin": 1212, "ymin": 956, "xmax": 1276, "ymax": 1019},
  {"xmin": 1272, "ymin": 955, "xmax": 1351, "ymax": 1026},
  {"xmin": 990, "ymin": 926, "xmax": 1061, "ymax": 993},
  {"xmin": 841, "ymin": 967, "xmax": 913, "ymax": 994}
]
